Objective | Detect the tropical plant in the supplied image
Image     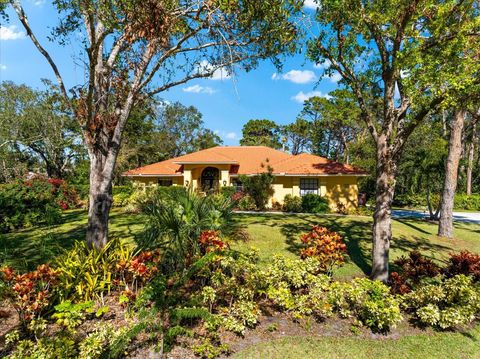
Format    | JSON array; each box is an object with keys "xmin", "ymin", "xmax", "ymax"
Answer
[
  {"xmin": 444, "ymin": 251, "xmax": 480, "ymax": 282},
  {"xmin": 140, "ymin": 189, "xmax": 244, "ymax": 269},
  {"xmin": 238, "ymin": 164, "xmax": 275, "ymax": 210}
]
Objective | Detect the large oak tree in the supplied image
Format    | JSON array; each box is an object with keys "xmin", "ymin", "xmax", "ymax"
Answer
[
  {"xmin": 307, "ymin": 0, "xmax": 479, "ymax": 281},
  {"xmin": 5, "ymin": 0, "xmax": 303, "ymax": 249}
]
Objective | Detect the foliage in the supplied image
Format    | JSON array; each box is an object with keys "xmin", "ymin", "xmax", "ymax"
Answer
[
  {"xmin": 281, "ymin": 118, "xmax": 312, "ymax": 155},
  {"xmin": 454, "ymin": 194, "xmax": 480, "ymax": 211},
  {"xmin": 199, "ymin": 230, "xmax": 229, "ymax": 254},
  {"xmin": 299, "ymin": 226, "xmax": 347, "ymax": 275},
  {"xmin": 404, "ymin": 275, "xmax": 480, "ymax": 329},
  {"xmin": 0, "ymin": 264, "xmax": 58, "ymax": 328},
  {"xmin": 219, "ymin": 186, "xmax": 236, "ymax": 199},
  {"xmin": 283, "ymin": 194, "xmax": 302, "ymax": 213},
  {"xmin": 390, "ymin": 251, "xmax": 441, "ymax": 294},
  {"xmin": 55, "ymin": 238, "xmax": 159, "ymax": 301},
  {"xmin": 301, "ymin": 194, "xmax": 329, "ymax": 213},
  {"xmin": 140, "ymin": 188, "xmax": 243, "ymax": 269},
  {"xmin": 239, "ymin": 119, "xmax": 282, "ymax": 149},
  {"xmin": 0, "ymin": 177, "xmax": 79, "ymax": 232},
  {"xmin": 52, "ymin": 300, "xmax": 94, "ymax": 331},
  {"xmin": 191, "ymin": 337, "xmax": 229, "ymax": 359},
  {"xmin": 112, "ymin": 185, "xmax": 135, "ymax": 207},
  {"xmin": 329, "ymin": 278, "xmax": 402, "ymax": 332},
  {"xmin": 236, "ymin": 195, "xmax": 257, "ymax": 211},
  {"xmin": 444, "ymin": 251, "xmax": 480, "ymax": 282},
  {"xmin": 239, "ymin": 165, "xmax": 275, "ymax": 210}
]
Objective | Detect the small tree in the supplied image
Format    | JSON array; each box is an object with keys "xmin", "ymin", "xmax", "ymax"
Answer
[{"xmin": 239, "ymin": 163, "xmax": 274, "ymax": 210}]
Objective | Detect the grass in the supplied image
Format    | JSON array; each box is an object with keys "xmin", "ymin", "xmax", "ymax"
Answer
[
  {"xmin": 232, "ymin": 212, "xmax": 480, "ymax": 278},
  {"xmin": 233, "ymin": 326, "xmax": 480, "ymax": 359},
  {"xmin": 1, "ymin": 209, "xmax": 480, "ymax": 277}
]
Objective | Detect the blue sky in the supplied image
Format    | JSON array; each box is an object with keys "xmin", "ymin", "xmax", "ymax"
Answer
[{"xmin": 0, "ymin": 1, "xmax": 339, "ymax": 145}]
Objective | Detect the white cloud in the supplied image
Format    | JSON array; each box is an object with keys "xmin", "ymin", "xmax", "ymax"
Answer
[
  {"xmin": 291, "ymin": 90, "xmax": 331, "ymax": 103},
  {"xmin": 313, "ymin": 59, "xmax": 331, "ymax": 69},
  {"xmin": 326, "ymin": 72, "xmax": 342, "ymax": 83},
  {"xmin": 225, "ymin": 132, "xmax": 237, "ymax": 140},
  {"xmin": 272, "ymin": 69, "xmax": 317, "ymax": 84},
  {"xmin": 197, "ymin": 60, "xmax": 231, "ymax": 81},
  {"xmin": 33, "ymin": 0, "xmax": 46, "ymax": 5},
  {"xmin": 0, "ymin": 64, "xmax": 6, "ymax": 71},
  {"xmin": 0, "ymin": 25, "xmax": 26, "ymax": 41},
  {"xmin": 182, "ymin": 84, "xmax": 216, "ymax": 94},
  {"xmin": 304, "ymin": 0, "xmax": 320, "ymax": 9}
]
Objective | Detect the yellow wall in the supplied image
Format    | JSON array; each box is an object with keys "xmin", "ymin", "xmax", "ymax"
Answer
[
  {"xmin": 131, "ymin": 173, "xmax": 359, "ymax": 210},
  {"xmin": 324, "ymin": 176, "xmax": 359, "ymax": 210}
]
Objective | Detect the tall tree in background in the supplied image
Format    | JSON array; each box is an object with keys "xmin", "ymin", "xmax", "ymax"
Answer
[
  {"xmin": 240, "ymin": 119, "xmax": 282, "ymax": 149},
  {"xmin": 438, "ymin": 109, "xmax": 466, "ymax": 238},
  {"xmin": 0, "ymin": 81, "xmax": 81, "ymax": 179},
  {"xmin": 300, "ymin": 90, "xmax": 362, "ymax": 162},
  {"xmin": 466, "ymin": 109, "xmax": 479, "ymax": 196},
  {"xmin": 281, "ymin": 118, "xmax": 311, "ymax": 154},
  {"xmin": 5, "ymin": 0, "xmax": 302, "ymax": 249},
  {"xmin": 307, "ymin": 0, "xmax": 479, "ymax": 281}
]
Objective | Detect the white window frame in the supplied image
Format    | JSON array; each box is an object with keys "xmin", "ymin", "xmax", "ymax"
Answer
[{"xmin": 300, "ymin": 178, "xmax": 319, "ymax": 196}]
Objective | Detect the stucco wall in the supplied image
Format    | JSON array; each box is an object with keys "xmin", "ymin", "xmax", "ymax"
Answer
[
  {"xmin": 132, "ymin": 176, "xmax": 183, "ymax": 188},
  {"xmin": 324, "ymin": 176, "xmax": 359, "ymax": 210}
]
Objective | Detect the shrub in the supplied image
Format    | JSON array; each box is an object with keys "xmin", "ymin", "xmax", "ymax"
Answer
[
  {"xmin": 140, "ymin": 189, "xmax": 244, "ymax": 270},
  {"xmin": 404, "ymin": 275, "xmax": 480, "ymax": 329},
  {"xmin": 0, "ymin": 177, "xmax": 78, "ymax": 232},
  {"xmin": 112, "ymin": 185, "xmax": 135, "ymax": 207},
  {"xmin": 390, "ymin": 251, "xmax": 441, "ymax": 294},
  {"xmin": 0, "ymin": 264, "xmax": 58, "ymax": 329},
  {"xmin": 283, "ymin": 194, "xmax": 302, "ymax": 212},
  {"xmin": 329, "ymin": 278, "xmax": 402, "ymax": 332},
  {"xmin": 236, "ymin": 195, "xmax": 256, "ymax": 211},
  {"xmin": 199, "ymin": 230, "xmax": 229, "ymax": 253},
  {"xmin": 301, "ymin": 194, "xmax": 329, "ymax": 213},
  {"xmin": 454, "ymin": 194, "xmax": 480, "ymax": 211},
  {"xmin": 219, "ymin": 186, "xmax": 236, "ymax": 199},
  {"xmin": 238, "ymin": 165, "xmax": 274, "ymax": 210},
  {"xmin": 444, "ymin": 251, "xmax": 480, "ymax": 282},
  {"xmin": 299, "ymin": 226, "xmax": 347, "ymax": 275}
]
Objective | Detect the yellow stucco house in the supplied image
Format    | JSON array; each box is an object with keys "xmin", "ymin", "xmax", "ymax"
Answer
[{"xmin": 123, "ymin": 146, "xmax": 367, "ymax": 210}]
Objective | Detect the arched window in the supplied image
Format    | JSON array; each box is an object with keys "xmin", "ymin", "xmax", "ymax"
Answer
[{"xmin": 201, "ymin": 167, "xmax": 219, "ymax": 192}]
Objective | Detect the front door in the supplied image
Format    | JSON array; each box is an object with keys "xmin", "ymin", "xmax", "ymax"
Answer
[{"xmin": 201, "ymin": 167, "xmax": 219, "ymax": 192}]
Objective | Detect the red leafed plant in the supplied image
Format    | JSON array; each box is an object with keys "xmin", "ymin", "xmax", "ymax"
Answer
[
  {"xmin": 116, "ymin": 250, "xmax": 161, "ymax": 295},
  {"xmin": 232, "ymin": 191, "xmax": 245, "ymax": 202},
  {"xmin": 299, "ymin": 226, "xmax": 347, "ymax": 274},
  {"xmin": 0, "ymin": 264, "xmax": 58, "ymax": 327},
  {"xmin": 444, "ymin": 251, "xmax": 480, "ymax": 282},
  {"xmin": 199, "ymin": 230, "xmax": 228, "ymax": 253},
  {"xmin": 389, "ymin": 251, "xmax": 441, "ymax": 294}
]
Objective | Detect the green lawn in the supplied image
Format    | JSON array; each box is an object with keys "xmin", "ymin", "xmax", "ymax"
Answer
[
  {"xmin": 1, "ymin": 209, "xmax": 480, "ymax": 278},
  {"xmin": 232, "ymin": 213, "xmax": 480, "ymax": 278},
  {"xmin": 233, "ymin": 326, "xmax": 480, "ymax": 359}
]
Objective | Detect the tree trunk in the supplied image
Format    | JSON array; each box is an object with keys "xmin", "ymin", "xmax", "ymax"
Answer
[
  {"xmin": 86, "ymin": 150, "xmax": 115, "ymax": 249},
  {"xmin": 371, "ymin": 137, "xmax": 396, "ymax": 282},
  {"xmin": 438, "ymin": 109, "xmax": 465, "ymax": 238},
  {"xmin": 466, "ymin": 120, "xmax": 477, "ymax": 196}
]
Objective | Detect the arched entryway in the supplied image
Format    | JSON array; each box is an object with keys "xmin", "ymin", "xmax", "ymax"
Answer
[{"xmin": 201, "ymin": 167, "xmax": 219, "ymax": 192}]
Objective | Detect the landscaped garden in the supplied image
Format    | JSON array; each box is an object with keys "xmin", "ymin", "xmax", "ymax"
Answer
[{"xmin": 2, "ymin": 185, "xmax": 480, "ymax": 358}]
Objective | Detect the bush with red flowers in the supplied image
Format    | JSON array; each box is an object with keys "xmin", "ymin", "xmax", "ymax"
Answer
[
  {"xmin": 299, "ymin": 226, "xmax": 347, "ymax": 274},
  {"xmin": 444, "ymin": 250, "xmax": 480, "ymax": 282},
  {"xmin": 0, "ymin": 264, "xmax": 58, "ymax": 328},
  {"xmin": 0, "ymin": 176, "xmax": 79, "ymax": 232}
]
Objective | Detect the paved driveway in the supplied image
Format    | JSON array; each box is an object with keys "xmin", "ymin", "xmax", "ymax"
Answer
[{"xmin": 392, "ymin": 209, "xmax": 480, "ymax": 224}]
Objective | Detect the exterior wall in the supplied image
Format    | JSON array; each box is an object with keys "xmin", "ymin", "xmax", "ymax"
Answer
[
  {"xmin": 132, "ymin": 176, "xmax": 183, "ymax": 188},
  {"xmin": 324, "ymin": 176, "xmax": 359, "ymax": 210},
  {"xmin": 185, "ymin": 164, "xmax": 232, "ymax": 189}
]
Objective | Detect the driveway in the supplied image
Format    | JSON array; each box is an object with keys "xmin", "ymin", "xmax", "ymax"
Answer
[{"xmin": 392, "ymin": 209, "xmax": 480, "ymax": 224}]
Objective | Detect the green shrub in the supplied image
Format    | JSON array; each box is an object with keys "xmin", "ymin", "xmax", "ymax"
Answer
[
  {"xmin": 237, "ymin": 195, "xmax": 257, "ymax": 211},
  {"xmin": 219, "ymin": 186, "xmax": 236, "ymax": 199},
  {"xmin": 283, "ymin": 194, "xmax": 302, "ymax": 212},
  {"xmin": 329, "ymin": 278, "xmax": 402, "ymax": 332},
  {"xmin": 301, "ymin": 194, "xmax": 330, "ymax": 213},
  {"xmin": 454, "ymin": 194, "xmax": 480, "ymax": 211},
  {"xmin": 0, "ymin": 177, "xmax": 78, "ymax": 232},
  {"xmin": 112, "ymin": 185, "xmax": 135, "ymax": 207},
  {"xmin": 403, "ymin": 274, "xmax": 480, "ymax": 329},
  {"xmin": 238, "ymin": 166, "xmax": 274, "ymax": 210}
]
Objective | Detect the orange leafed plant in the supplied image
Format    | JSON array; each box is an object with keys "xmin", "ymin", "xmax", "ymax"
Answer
[
  {"xmin": 199, "ymin": 230, "xmax": 228, "ymax": 253},
  {"xmin": 299, "ymin": 226, "xmax": 347, "ymax": 274}
]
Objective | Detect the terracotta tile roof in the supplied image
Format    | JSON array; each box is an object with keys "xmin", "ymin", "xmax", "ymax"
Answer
[{"xmin": 123, "ymin": 146, "xmax": 367, "ymax": 177}]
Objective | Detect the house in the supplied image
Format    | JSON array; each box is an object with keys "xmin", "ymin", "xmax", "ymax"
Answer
[{"xmin": 123, "ymin": 146, "xmax": 368, "ymax": 210}]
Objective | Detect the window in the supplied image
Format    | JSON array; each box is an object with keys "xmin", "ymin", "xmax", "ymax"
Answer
[
  {"xmin": 158, "ymin": 179, "xmax": 173, "ymax": 187},
  {"xmin": 300, "ymin": 178, "xmax": 318, "ymax": 196}
]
